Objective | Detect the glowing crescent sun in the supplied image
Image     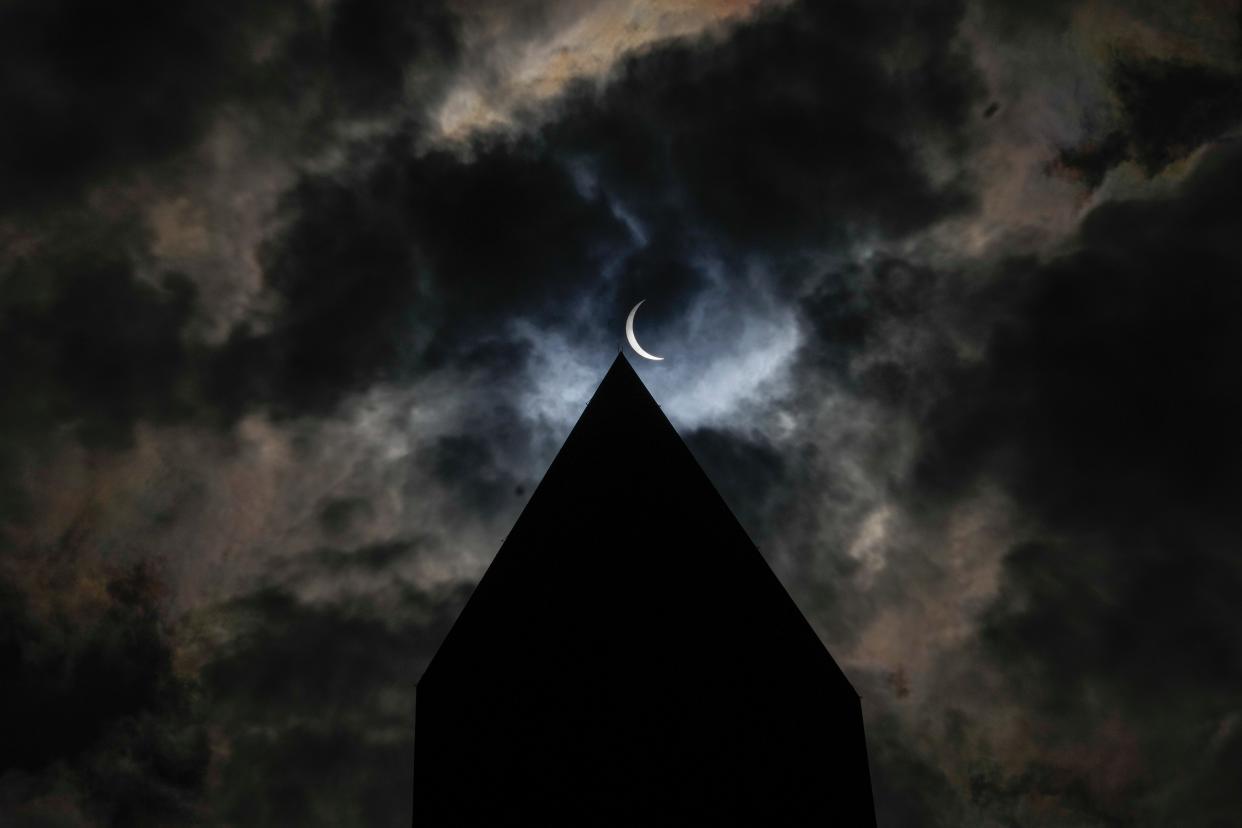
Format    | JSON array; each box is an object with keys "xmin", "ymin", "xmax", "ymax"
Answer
[{"xmin": 625, "ymin": 300, "xmax": 664, "ymax": 361}]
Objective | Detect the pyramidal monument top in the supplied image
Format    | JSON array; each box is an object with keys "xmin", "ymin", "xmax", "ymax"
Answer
[{"xmin": 413, "ymin": 353, "xmax": 877, "ymax": 826}]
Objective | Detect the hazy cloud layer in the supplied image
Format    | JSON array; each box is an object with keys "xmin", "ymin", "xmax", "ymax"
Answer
[{"xmin": 2, "ymin": 0, "xmax": 1241, "ymax": 824}]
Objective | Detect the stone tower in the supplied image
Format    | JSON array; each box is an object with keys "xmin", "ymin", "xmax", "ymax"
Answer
[{"xmin": 413, "ymin": 354, "xmax": 876, "ymax": 826}]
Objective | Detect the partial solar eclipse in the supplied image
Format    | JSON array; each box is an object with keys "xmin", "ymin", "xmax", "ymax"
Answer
[{"xmin": 625, "ymin": 300, "xmax": 664, "ymax": 361}]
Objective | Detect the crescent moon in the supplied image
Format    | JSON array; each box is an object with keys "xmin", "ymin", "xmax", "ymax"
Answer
[{"xmin": 625, "ymin": 300, "xmax": 664, "ymax": 361}]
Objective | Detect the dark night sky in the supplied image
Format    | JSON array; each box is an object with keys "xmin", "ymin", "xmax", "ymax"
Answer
[{"xmin": 2, "ymin": 0, "xmax": 1241, "ymax": 825}]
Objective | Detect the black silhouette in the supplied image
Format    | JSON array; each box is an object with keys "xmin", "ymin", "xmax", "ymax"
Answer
[{"xmin": 413, "ymin": 354, "xmax": 876, "ymax": 826}]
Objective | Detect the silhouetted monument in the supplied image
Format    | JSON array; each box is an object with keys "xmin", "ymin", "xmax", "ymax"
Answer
[{"xmin": 413, "ymin": 354, "xmax": 876, "ymax": 826}]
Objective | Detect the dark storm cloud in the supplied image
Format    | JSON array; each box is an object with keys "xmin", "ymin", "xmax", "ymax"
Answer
[
  {"xmin": 0, "ymin": 3, "xmax": 469, "ymax": 822},
  {"xmin": 1111, "ymin": 56, "xmax": 1242, "ymax": 173},
  {"xmin": 718, "ymin": 253, "xmax": 966, "ymax": 640},
  {"xmin": 0, "ymin": 539, "xmax": 464, "ymax": 825},
  {"xmin": 864, "ymin": 713, "xmax": 963, "ymax": 828},
  {"xmin": 798, "ymin": 255, "xmax": 951, "ymax": 408},
  {"xmin": 0, "ymin": 0, "xmax": 569, "ymax": 507},
  {"xmin": 199, "ymin": 543, "xmax": 469, "ymax": 827},
  {"xmin": 204, "ymin": 0, "xmax": 995, "ymax": 499},
  {"xmin": 278, "ymin": 0, "xmax": 458, "ymax": 118},
  {"xmin": 919, "ymin": 143, "xmax": 1242, "ymax": 526},
  {"xmin": 1059, "ymin": 55, "xmax": 1242, "ymax": 186},
  {"xmin": 0, "ymin": 561, "xmax": 209, "ymax": 826},
  {"xmin": 0, "ymin": 0, "xmax": 459, "ymax": 213},
  {"xmin": 427, "ymin": 430, "xmax": 526, "ymax": 518},
  {"xmin": 318, "ymin": 497, "xmax": 375, "ymax": 538},
  {"xmin": 1055, "ymin": 131, "xmax": 1130, "ymax": 191},
  {"xmin": 732, "ymin": 116, "xmax": 1242, "ymax": 823},
  {"xmin": 0, "ymin": 0, "xmax": 468, "ymax": 509},
  {"xmin": 0, "ymin": 221, "xmax": 209, "ymax": 529},
  {"xmin": 6, "ymin": 0, "xmax": 992, "ymax": 446},
  {"xmin": 400, "ymin": 140, "xmax": 631, "ymax": 329},
  {"xmin": 607, "ymin": 231, "xmax": 713, "ymax": 330},
  {"xmin": 207, "ymin": 131, "xmax": 630, "ymax": 417},
  {"xmin": 546, "ymin": 0, "xmax": 984, "ymax": 251},
  {"xmin": 278, "ymin": 539, "xmax": 423, "ymax": 578},
  {"xmin": 974, "ymin": 0, "xmax": 1081, "ymax": 34},
  {"xmin": 914, "ymin": 143, "xmax": 1242, "ymax": 821},
  {"xmin": 0, "ymin": 0, "xmax": 280, "ymax": 212},
  {"xmin": 11, "ymin": 0, "xmax": 1241, "ymax": 825},
  {"xmin": 0, "ymin": 223, "xmax": 199, "ymax": 453}
]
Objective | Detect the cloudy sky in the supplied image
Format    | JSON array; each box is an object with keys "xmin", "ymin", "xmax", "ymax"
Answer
[{"xmin": 2, "ymin": 0, "xmax": 1241, "ymax": 824}]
